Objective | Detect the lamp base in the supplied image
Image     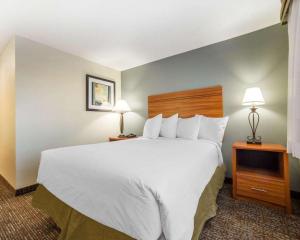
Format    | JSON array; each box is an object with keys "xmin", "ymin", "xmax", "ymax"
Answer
[
  {"xmin": 246, "ymin": 136, "xmax": 262, "ymax": 144},
  {"xmin": 118, "ymin": 134, "xmax": 126, "ymax": 138},
  {"xmin": 246, "ymin": 106, "xmax": 262, "ymax": 145}
]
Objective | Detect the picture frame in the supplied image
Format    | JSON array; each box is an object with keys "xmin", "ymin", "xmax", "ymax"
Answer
[{"xmin": 86, "ymin": 74, "xmax": 116, "ymax": 112}]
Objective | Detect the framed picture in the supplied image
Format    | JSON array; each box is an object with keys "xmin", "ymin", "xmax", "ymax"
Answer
[{"xmin": 86, "ymin": 74, "xmax": 116, "ymax": 111}]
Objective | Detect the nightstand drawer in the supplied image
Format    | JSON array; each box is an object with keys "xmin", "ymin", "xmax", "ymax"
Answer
[{"xmin": 236, "ymin": 173, "xmax": 285, "ymax": 206}]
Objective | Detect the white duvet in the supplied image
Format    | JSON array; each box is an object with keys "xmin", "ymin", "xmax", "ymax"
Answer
[{"xmin": 37, "ymin": 137, "xmax": 223, "ymax": 240}]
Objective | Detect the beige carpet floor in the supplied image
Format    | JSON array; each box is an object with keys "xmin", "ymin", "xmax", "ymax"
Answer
[{"xmin": 1, "ymin": 178, "xmax": 300, "ymax": 240}]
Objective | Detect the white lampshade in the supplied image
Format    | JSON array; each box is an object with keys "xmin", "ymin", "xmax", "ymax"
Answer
[
  {"xmin": 242, "ymin": 87, "xmax": 265, "ymax": 106},
  {"xmin": 113, "ymin": 100, "xmax": 131, "ymax": 113}
]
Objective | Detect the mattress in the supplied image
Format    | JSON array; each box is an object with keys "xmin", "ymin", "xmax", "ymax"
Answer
[{"xmin": 36, "ymin": 138, "xmax": 223, "ymax": 240}]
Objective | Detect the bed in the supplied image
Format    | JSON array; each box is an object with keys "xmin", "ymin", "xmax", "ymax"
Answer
[{"xmin": 32, "ymin": 85, "xmax": 225, "ymax": 240}]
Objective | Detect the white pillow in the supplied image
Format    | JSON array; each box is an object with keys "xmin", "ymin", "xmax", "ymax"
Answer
[
  {"xmin": 176, "ymin": 116, "xmax": 201, "ymax": 140},
  {"xmin": 143, "ymin": 114, "xmax": 163, "ymax": 139},
  {"xmin": 198, "ymin": 115, "xmax": 229, "ymax": 146},
  {"xmin": 160, "ymin": 114, "xmax": 178, "ymax": 138}
]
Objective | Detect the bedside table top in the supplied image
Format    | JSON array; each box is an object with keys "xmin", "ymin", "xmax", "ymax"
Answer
[{"xmin": 232, "ymin": 141, "xmax": 286, "ymax": 152}]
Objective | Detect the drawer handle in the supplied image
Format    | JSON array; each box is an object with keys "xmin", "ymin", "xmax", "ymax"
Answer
[{"xmin": 251, "ymin": 187, "xmax": 267, "ymax": 193}]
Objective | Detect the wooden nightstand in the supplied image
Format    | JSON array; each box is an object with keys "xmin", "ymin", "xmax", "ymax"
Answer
[
  {"xmin": 232, "ymin": 141, "xmax": 291, "ymax": 214},
  {"xmin": 109, "ymin": 136, "xmax": 137, "ymax": 142}
]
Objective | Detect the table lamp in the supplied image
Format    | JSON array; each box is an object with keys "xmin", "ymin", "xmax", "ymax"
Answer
[
  {"xmin": 113, "ymin": 100, "xmax": 131, "ymax": 137},
  {"xmin": 242, "ymin": 87, "xmax": 265, "ymax": 144}
]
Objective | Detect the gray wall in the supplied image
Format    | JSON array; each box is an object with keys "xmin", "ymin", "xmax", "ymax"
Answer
[
  {"xmin": 122, "ymin": 24, "xmax": 300, "ymax": 191},
  {"xmin": 0, "ymin": 38, "xmax": 16, "ymax": 188},
  {"xmin": 15, "ymin": 37, "xmax": 121, "ymax": 189}
]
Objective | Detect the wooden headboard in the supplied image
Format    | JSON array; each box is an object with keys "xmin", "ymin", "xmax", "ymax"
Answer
[{"xmin": 148, "ymin": 85, "xmax": 223, "ymax": 118}]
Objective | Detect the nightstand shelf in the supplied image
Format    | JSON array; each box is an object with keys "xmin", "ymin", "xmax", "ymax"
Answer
[{"xmin": 232, "ymin": 141, "xmax": 291, "ymax": 214}]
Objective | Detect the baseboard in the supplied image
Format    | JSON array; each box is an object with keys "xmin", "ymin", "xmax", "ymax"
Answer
[
  {"xmin": 224, "ymin": 177, "xmax": 232, "ymax": 184},
  {"xmin": 15, "ymin": 184, "xmax": 39, "ymax": 196},
  {"xmin": 291, "ymin": 190, "xmax": 300, "ymax": 199},
  {"xmin": 0, "ymin": 174, "xmax": 15, "ymax": 193},
  {"xmin": 224, "ymin": 177, "xmax": 300, "ymax": 199},
  {"xmin": 0, "ymin": 174, "xmax": 38, "ymax": 196}
]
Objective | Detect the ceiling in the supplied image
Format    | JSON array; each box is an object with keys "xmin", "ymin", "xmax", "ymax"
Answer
[{"xmin": 0, "ymin": 0, "xmax": 281, "ymax": 71}]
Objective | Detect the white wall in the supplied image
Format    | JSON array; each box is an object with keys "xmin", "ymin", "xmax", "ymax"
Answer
[
  {"xmin": 0, "ymin": 38, "xmax": 16, "ymax": 188},
  {"xmin": 15, "ymin": 36, "xmax": 121, "ymax": 189}
]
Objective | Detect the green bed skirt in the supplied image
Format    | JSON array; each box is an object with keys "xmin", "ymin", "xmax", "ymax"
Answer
[{"xmin": 32, "ymin": 165, "xmax": 225, "ymax": 240}]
